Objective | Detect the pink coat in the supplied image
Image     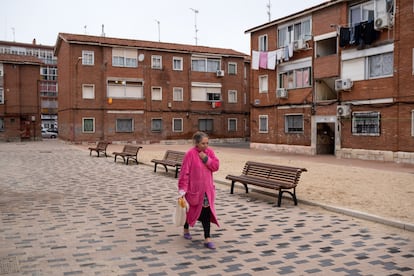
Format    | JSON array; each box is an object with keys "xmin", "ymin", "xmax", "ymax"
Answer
[{"xmin": 178, "ymin": 146, "xmax": 220, "ymax": 227}]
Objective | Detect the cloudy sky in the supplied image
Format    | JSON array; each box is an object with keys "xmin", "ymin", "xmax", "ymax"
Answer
[{"xmin": 1, "ymin": 0, "xmax": 326, "ymax": 54}]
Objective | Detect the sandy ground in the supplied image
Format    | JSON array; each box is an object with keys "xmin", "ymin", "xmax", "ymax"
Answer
[{"xmin": 81, "ymin": 142, "xmax": 414, "ymax": 225}]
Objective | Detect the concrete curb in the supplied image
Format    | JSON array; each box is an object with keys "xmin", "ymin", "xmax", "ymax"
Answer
[{"xmin": 214, "ymin": 179, "xmax": 414, "ymax": 232}]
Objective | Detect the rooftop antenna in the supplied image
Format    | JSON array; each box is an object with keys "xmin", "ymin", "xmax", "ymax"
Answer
[
  {"xmin": 266, "ymin": 0, "xmax": 271, "ymax": 22},
  {"xmin": 83, "ymin": 25, "xmax": 87, "ymax": 35},
  {"xmin": 190, "ymin": 8, "xmax": 199, "ymax": 45},
  {"xmin": 155, "ymin": 19, "xmax": 160, "ymax": 42},
  {"xmin": 101, "ymin": 24, "xmax": 105, "ymax": 37},
  {"xmin": 11, "ymin": 27, "xmax": 15, "ymax": 42}
]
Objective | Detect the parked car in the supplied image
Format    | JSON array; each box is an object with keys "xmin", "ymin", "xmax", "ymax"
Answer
[
  {"xmin": 47, "ymin": 128, "xmax": 58, "ymax": 134},
  {"xmin": 42, "ymin": 130, "xmax": 57, "ymax": 139}
]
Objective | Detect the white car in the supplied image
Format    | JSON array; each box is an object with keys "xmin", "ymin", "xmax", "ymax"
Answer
[{"xmin": 42, "ymin": 130, "xmax": 57, "ymax": 139}]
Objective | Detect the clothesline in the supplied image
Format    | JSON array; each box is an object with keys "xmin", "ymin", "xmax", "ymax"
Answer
[{"xmin": 251, "ymin": 43, "xmax": 294, "ymax": 71}]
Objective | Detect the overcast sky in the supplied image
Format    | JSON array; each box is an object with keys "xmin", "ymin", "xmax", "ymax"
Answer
[{"xmin": 1, "ymin": 0, "xmax": 326, "ymax": 54}]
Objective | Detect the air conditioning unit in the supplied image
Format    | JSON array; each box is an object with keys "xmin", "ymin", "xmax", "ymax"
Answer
[
  {"xmin": 335, "ymin": 78, "xmax": 353, "ymax": 91},
  {"xmin": 276, "ymin": 88, "xmax": 288, "ymax": 98},
  {"xmin": 216, "ymin": 70, "xmax": 225, "ymax": 77},
  {"xmin": 374, "ymin": 0, "xmax": 392, "ymax": 30},
  {"xmin": 337, "ymin": 105, "xmax": 351, "ymax": 117},
  {"xmin": 293, "ymin": 39, "xmax": 307, "ymax": 51}
]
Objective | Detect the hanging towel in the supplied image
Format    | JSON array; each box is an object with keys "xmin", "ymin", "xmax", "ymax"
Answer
[
  {"xmin": 288, "ymin": 43, "xmax": 294, "ymax": 58},
  {"xmin": 284, "ymin": 46, "xmax": 289, "ymax": 61},
  {"xmin": 276, "ymin": 48, "xmax": 283, "ymax": 63},
  {"xmin": 267, "ymin": 50, "xmax": 277, "ymax": 70},
  {"xmin": 251, "ymin": 50, "xmax": 260, "ymax": 70},
  {"xmin": 259, "ymin": 51, "xmax": 268, "ymax": 69}
]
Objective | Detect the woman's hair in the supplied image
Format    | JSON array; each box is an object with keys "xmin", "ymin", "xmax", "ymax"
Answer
[{"xmin": 192, "ymin": 131, "xmax": 208, "ymax": 144}]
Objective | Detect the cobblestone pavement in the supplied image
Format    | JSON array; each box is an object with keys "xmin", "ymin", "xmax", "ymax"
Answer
[{"xmin": 0, "ymin": 140, "xmax": 413, "ymax": 276}]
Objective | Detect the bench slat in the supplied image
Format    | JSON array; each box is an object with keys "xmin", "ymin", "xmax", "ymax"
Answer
[
  {"xmin": 151, "ymin": 150, "xmax": 185, "ymax": 178},
  {"xmin": 113, "ymin": 145, "xmax": 142, "ymax": 165}
]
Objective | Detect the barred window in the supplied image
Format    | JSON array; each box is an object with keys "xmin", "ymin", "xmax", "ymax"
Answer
[
  {"xmin": 285, "ymin": 114, "xmax": 304, "ymax": 133},
  {"xmin": 352, "ymin": 112, "xmax": 380, "ymax": 135}
]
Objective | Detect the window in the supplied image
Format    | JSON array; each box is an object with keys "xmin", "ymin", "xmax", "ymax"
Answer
[
  {"xmin": 191, "ymin": 57, "xmax": 220, "ymax": 72},
  {"xmin": 198, "ymin": 119, "xmax": 213, "ymax": 133},
  {"xmin": 349, "ymin": 1, "xmax": 374, "ymax": 26},
  {"xmin": 259, "ymin": 35, "xmax": 268, "ymax": 51},
  {"xmin": 40, "ymin": 66, "xmax": 58, "ymax": 81},
  {"xmin": 173, "ymin": 118, "xmax": 183, "ymax": 132},
  {"xmin": 228, "ymin": 90, "xmax": 237, "ymax": 103},
  {"xmin": 0, "ymin": 117, "xmax": 4, "ymax": 131},
  {"xmin": 151, "ymin": 87, "xmax": 162, "ymax": 101},
  {"xmin": 259, "ymin": 75, "xmax": 268, "ymax": 93},
  {"xmin": 112, "ymin": 48, "xmax": 138, "ymax": 68},
  {"xmin": 285, "ymin": 114, "xmax": 304, "ymax": 133},
  {"xmin": 173, "ymin": 57, "xmax": 183, "ymax": 71},
  {"xmin": 228, "ymin": 118, "xmax": 237, "ymax": 132},
  {"xmin": 82, "ymin": 51, "xmax": 94, "ymax": 65},
  {"xmin": 152, "ymin": 118, "xmax": 162, "ymax": 132},
  {"xmin": 173, "ymin": 87, "xmax": 183, "ymax": 101},
  {"xmin": 39, "ymin": 81, "xmax": 58, "ymax": 97},
  {"xmin": 207, "ymin": 92, "xmax": 221, "ymax": 101},
  {"xmin": 352, "ymin": 112, "xmax": 380, "ymax": 135},
  {"xmin": 0, "ymin": 88, "xmax": 4, "ymax": 104},
  {"xmin": 278, "ymin": 17, "xmax": 311, "ymax": 47},
  {"xmin": 368, "ymin": 52, "xmax": 393, "ymax": 78},
  {"xmin": 412, "ymin": 110, "xmax": 414, "ymax": 136},
  {"xmin": 152, "ymin": 55, "xmax": 162, "ymax": 69},
  {"xmin": 116, "ymin": 118, "xmax": 133, "ymax": 132},
  {"xmin": 259, "ymin": 115, "xmax": 268, "ymax": 133},
  {"xmin": 279, "ymin": 67, "xmax": 311, "ymax": 89},
  {"xmin": 107, "ymin": 80, "xmax": 144, "ymax": 99},
  {"xmin": 228, "ymin": 62, "xmax": 237, "ymax": 75},
  {"xmin": 82, "ymin": 118, "xmax": 95, "ymax": 133},
  {"xmin": 82, "ymin": 84, "xmax": 95, "ymax": 99}
]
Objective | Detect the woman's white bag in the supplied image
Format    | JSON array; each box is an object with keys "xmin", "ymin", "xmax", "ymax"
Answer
[{"xmin": 172, "ymin": 197, "xmax": 189, "ymax": 227}]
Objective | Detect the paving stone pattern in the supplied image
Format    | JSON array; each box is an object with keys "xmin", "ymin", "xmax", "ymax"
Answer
[{"xmin": 0, "ymin": 141, "xmax": 413, "ymax": 276}]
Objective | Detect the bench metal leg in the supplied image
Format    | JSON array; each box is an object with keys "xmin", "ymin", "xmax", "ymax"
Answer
[{"xmin": 277, "ymin": 189, "xmax": 297, "ymax": 207}]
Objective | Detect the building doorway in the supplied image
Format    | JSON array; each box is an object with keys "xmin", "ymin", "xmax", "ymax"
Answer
[{"xmin": 316, "ymin": 122, "xmax": 335, "ymax": 155}]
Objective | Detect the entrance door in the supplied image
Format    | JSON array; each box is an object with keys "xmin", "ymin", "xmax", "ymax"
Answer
[{"xmin": 316, "ymin": 122, "xmax": 335, "ymax": 155}]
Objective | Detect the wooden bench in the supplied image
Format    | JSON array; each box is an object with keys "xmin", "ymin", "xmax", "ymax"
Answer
[
  {"xmin": 151, "ymin": 150, "xmax": 185, "ymax": 178},
  {"xmin": 225, "ymin": 161, "xmax": 307, "ymax": 207},
  {"xmin": 88, "ymin": 141, "xmax": 109, "ymax": 157},
  {"xmin": 112, "ymin": 145, "xmax": 142, "ymax": 165}
]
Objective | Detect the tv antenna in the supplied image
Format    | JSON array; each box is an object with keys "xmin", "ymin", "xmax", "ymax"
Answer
[
  {"xmin": 155, "ymin": 19, "xmax": 160, "ymax": 42},
  {"xmin": 190, "ymin": 8, "xmax": 199, "ymax": 45}
]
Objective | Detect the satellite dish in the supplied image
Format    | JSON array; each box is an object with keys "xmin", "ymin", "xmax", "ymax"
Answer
[{"xmin": 138, "ymin": 54, "xmax": 145, "ymax": 61}]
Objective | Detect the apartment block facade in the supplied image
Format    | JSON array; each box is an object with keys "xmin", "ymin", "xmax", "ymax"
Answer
[
  {"xmin": 246, "ymin": 0, "xmax": 414, "ymax": 163},
  {"xmin": 0, "ymin": 40, "xmax": 58, "ymax": 141},
  {"xmin": 55, "ymin": 33, "xmax": 250, "ymax": 143}
]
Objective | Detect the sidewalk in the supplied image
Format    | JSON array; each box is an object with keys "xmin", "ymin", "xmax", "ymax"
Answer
[{"xmin": 0, "ymin": 140, "xmax": 413, "ymax": 275}]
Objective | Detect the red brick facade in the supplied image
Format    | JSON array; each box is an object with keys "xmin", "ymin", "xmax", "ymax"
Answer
[
  {"xmin": 55, "ymin": 34, "xmax": 250, "ymax": 143},
  {"xmin": 246, "ymin": 0, "xmax": 414, "ymax": 163}
]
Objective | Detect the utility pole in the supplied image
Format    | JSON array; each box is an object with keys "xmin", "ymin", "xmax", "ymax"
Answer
[
  {"xmin": 266, "ymin": 0, "xmax": 271, "ymax": 22},
  {"xmin": 190, "ymin": 8, "xmax": 199, "ymax": 45},
  {"xmin": 155, "ymin": 19, "xmax": 160, "ymax": 42}
]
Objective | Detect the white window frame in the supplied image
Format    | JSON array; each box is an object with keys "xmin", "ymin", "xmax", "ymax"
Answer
[
  {"xmin": 259, "ymin": 115, "xmax": 268, "ymax": 133},
  {"xmin": 172, "ymin": 118, "xmax": 183, "ymax": 132},
  {"xmin": 411, "ymin": 110, "xmax": 414, "ymax": 136},
  {"xmin": 228, "ymin": 90, "xmax": 237, "ymax": 103},
  {"xmin": 173, "ymin": 57, "xmax": 183, "ymax": 71},
  {"xmin": 116, "ymin": 118, "xmax": 134, "ymax": 133},
  {"xmin": 173, "ymin": 87, "xmax": 183, "ymax": 101},
  {"xmin": 352, "ymin": 111, "xmax": 381, "ymax": 136},
  {"xmin": 259, "ymin": 75, "xmax": 268, "ymax": 93},
  {"xmin": 228, "ymin": 62, "xmax": 237, "ymax": 75},
  {"xmin": 107, "ymin": 80, "xmax": 144, "ymax": 99},
  {"xmin": 112, "ymin": 48, "xmax": 138, "ymax": 68},
  {"xmin": 82, "ymin": 84, "xmax": 95, "ymax": 99},
  {"xmin": 191, "ymin": 56, "xmax": 221, "ymax": 72},
  {"xmin": 82, "ymin": 117, "xmax": 95, "ymax": 133},
  {"xmin": 367, "ymin": 52, "xmax": 393, "ymax": 79},
  {"xmin": 151, "ymin": 86, "xmax": 162, "ymax": 101},
  {"xmin": 349, "ymin": 0, "xmax": 374, "ymax": 26},
  {"xmin": 285, "ymin": 114, "xmax": 304, "ymax": 133},
  {"xmin": 228, "ymin": 118, "xmax": 237, "ymax": 132},
  {"xmin": 82, "ymin": 51, "xmax": 94, "ymax": 66},
  {"xmin": 278, "ymin": 17, "xmax": 312, "ymax": 48},
  {"xmin": 259, "ymin": 34, "xmax": 268, "ymax": 51},
  {"xmin": 151, "ymin": 55, "xmax": 162, "ymax": 69}
]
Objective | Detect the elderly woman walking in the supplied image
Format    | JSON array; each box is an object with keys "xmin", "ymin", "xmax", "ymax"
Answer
[{"xmin": 178, "ymin": 131, "xmax": 220, "ymax": 249}]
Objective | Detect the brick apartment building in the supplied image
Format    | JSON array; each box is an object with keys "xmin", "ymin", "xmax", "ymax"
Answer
[
  {"xmin": 55, "ymin": 33, "xmax": 250, "ymax": 144},
  {"xmin": 245, "ymin": 0, "xmax": 414, "ymax": 164},
  {"xmin": 0, "ymin": 40, "xmax": 58, "ymax": 142}
]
